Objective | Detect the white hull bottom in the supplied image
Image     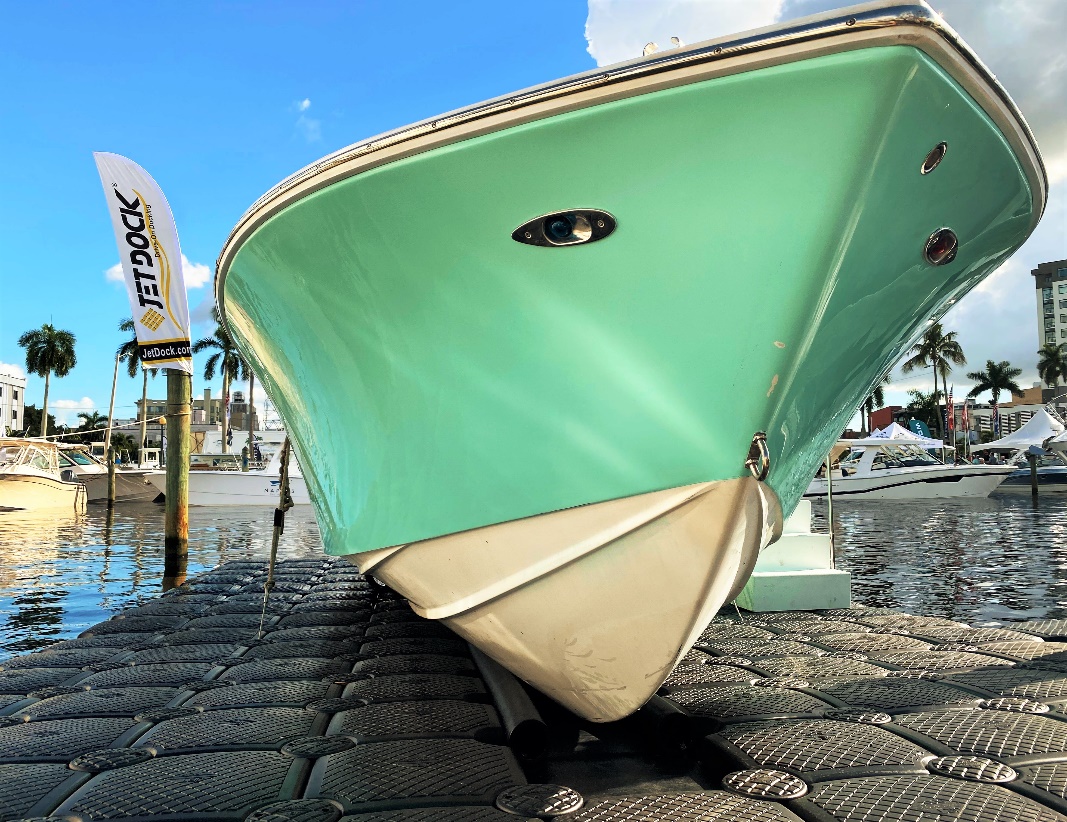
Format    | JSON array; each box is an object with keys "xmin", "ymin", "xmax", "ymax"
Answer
[
  {"xmin": 146, "ymin": 470, "xmax": 311, "ymax": 506},
  {"xmin": 84, "ymin": 471, "xmax": 158, "ymax": 502},
  {"xmin": 351, "ymin": 477, "xmax": 782, "ymax": 722},
  {"xmin": 805, "ymin": 467, "xmax": 1012, "ymax": 500},
  {"xmin": 0, "ymin": 474, "xmax": 87, "ymax": 511}
]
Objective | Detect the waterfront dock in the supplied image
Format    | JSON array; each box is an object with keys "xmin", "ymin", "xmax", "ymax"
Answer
[{"xmin": 4, "ymin": 560, "xmax": 1067, "ymax": 820}]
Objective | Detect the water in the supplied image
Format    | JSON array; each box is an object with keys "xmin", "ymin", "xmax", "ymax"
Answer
[
  {"xmin": 1, "ymin": 494, "xmax": 1065, "ymax": 661},
  {"xmin": 813, "ymin": 493, "xmax": 1067, "ymax": 625},
  {"xmin": 0, "ymin": 502, "xmax": 323, "ymax": 661}
]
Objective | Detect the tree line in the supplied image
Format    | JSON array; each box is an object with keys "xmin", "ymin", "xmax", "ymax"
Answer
[
  {"xmin": 862, "ymin": 322, "xmax": 1067, "ymax": 439},
  {"xmin": 12, "ymin": 313, "xmax": 253, "ymax": 456}
]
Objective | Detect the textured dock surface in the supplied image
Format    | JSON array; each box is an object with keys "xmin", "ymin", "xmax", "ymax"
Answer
[{"xmin": 4, "ymin": 559, "xmax": 1067, "ymax": 820}]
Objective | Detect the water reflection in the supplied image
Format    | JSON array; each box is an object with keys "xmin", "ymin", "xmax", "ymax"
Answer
[
  {"xmin": 813, "ymin": 493, "xmax": 1067, "ymax": 626},
  {"xmin": 0, "ymin": 502, "xmax": 322, "ymax": 660},
  {"xmin": 2, "ymin": 493, "xmax": 1064, "ymax": 661}
]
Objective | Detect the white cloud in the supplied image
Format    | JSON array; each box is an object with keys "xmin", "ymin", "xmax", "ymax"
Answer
[
  {"xmin": 104, "ymin": 255, "xmax": 211, "ymax": 289},
  {"xmin": 585, "ymin": 0, "xmax": 1067, "ymax": 413},
  {"xmin": 293, "ymin": 98, "xmax": 321, "ymax": 142},
  {"xmin": 52, "ymin": 397, "xmax": 96, "ymax": 426},
  {"xmin": 181, "ymin": 254, "xmax": 211, "ymax": 289},
  {"xmin": 585, "ymin": 0, "xmax": 784, "ymax": 66},
  {"xmin": 0, "ymin": 362, "xmax": 26, "ymax": 380}
]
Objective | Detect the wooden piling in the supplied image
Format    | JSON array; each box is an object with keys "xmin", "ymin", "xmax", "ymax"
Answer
[
  {"xmin": 1029, "ymin": 452, "xmax": 1039, "ymax": 497},
  {"xmin": 107, "ymin": 446, "xmax": 116, "ymax": 507},
  {"xmin": 164, "ymin": 370, "xmax": 191, "ymax": 589}
]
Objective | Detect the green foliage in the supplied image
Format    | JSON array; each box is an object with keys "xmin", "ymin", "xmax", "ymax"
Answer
[
  {"xmin": 192, "ymin": 311, "xmax": 248, "ymax": 384},
  {"xmin": 77, "ymin": 410, "xmax": 107, "ymax": 431},
  {"xmin": 966, "ymin": 359, "xmax": 1024, "ymax": 404},
  {"xmin": 18, "ymin": 323, "xmax": 77, "ymax": 379},
  {"xmin": 1037, "ymin": 343, "xmax": 1067, "ymax": 386},
  {"xmin": 900, "ymin": 321, "xmax": 966, "ymax": 438},
  {"xmin": 116, "ymin": 318, "xmax": 158, "ymax": 379},
  {"xmin": 905, "ymin": 388, "xmax": 943, "ymax": 431},
  {"xmin": 15, "ymin": 405, "xmax": 56, "ymax": 437}
]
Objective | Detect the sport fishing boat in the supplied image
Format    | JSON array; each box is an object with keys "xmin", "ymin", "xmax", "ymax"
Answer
[
  {"xmin": 58, "ymin": 445, "xmax": 156, "ymax": 503},
  {"xmin": 805, "ymin": 437, "xmax": 1013, "ymax": 499},
  {"xmin": 215, "ymin": 1, "xmax": 1046, "ymax": 720},
  {"xmin": 146, "ymin": 447, "xmax": 310, "ymax": 506},
  {"xmin": 0, "ymin": 439, "xmax": 88, "ymax": 511},
  {"xmin": 996, "ymin": 452, "xmax": 1067, "ymax": 495}
]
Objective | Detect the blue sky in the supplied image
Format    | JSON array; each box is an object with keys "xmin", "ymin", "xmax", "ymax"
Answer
[
  {"xmin": 2, "ymin": 1, "xmax": 1064, "ymax": 427},
  {"xmin": 0, "ymin": 1, "xmax": 590, "ymax": 424}
]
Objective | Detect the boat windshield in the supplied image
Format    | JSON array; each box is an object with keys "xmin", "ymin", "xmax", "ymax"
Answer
[
  {"xmin": 872, "ymin": 444, "xmax": 943, "ymax": 469},
  {"xmin": 0, "ymin": 444, "xmax": 26, "ymax": 467},
  {"xmin": 62, "ymin": 450, "xmax": 97, "ymax": 465}
]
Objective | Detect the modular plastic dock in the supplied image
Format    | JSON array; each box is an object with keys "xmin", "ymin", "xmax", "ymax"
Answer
[{"xmin": 5, "ymin": 559, "xmax": 1067, "ymax": 821}]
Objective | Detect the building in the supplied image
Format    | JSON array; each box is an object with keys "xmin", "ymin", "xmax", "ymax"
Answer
[
  {"xmin": 1033, "ymin": 258, "xmax": 1067, "ymax": 351},
  {"xmin": 0, "ymin": 366, "xmax": 26, "ymax": 435},
  {"xmin": 868, "ymin": 405, "xmax": 903, "ymax": 431},
  {"xmin": 227, "ymin": 390, "xmax": 259, "ymax": 433}
]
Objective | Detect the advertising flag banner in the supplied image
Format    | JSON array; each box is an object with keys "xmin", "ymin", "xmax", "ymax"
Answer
[
  {"xmin": 947, "ymin": 387, "xmax": 955, "ymax": 432},
  {"xmin": 992, "ymin": 401, "xmax": 1001, "ymax": 437},
  {"xmin": 93, "ymin": 152, "xmax": 192, "ymax": 374}
]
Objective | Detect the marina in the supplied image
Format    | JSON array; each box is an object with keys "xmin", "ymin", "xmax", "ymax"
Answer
[
  {"xmin": 3, "ymin": 0, "xmax": 1067, "ymax": 818},
  {"xmin": 3, "ymin": 499, "xmax": 1067, "ymax": 820}
]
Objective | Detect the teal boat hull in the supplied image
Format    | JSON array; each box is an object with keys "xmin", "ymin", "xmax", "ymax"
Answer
[{"xmin": 221, "ymin": 45, "xmax": 1038, "ymax": 556}]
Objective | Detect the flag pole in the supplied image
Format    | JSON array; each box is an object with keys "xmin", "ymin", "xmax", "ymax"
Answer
[
  {"xmin": 163, "ymin": 370, "xmax": 191, "ymax": 589},
  {"xmin": 104, "ymin": 352, "xmax": 119, "ymax": 456}
]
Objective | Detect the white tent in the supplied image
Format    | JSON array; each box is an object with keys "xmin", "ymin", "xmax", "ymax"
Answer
[
  {"xmin": 869, "ymin": 422, "xmax": 948, "ymax": 450},
  {"xmin": 971, "ymin": 408, "xmax": 1065, "ymax": 451}
]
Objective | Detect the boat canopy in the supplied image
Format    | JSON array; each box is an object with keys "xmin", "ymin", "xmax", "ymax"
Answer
[
  {"xmin": 0, "ymin": 439, "xmax": 61, "ymax": 472},
  {"xmin": 971, "ymin": 409, "xmax": 1065, "ymax": 451},
  {"xmin": 869, "ymin": 422, "xmax": 949, "ymax": 449},
  {"xmin": 1050, "ymin": 429, "xmax": 1067, "ymax": 453}
]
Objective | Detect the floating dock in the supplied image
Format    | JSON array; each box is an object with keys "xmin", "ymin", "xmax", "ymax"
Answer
[{"xmin": 3, "ymin": 559, "xmax": 1067, "ymax": 821}]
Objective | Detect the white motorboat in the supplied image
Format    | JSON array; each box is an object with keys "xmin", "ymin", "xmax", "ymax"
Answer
[
  {"xmin": 146, "ymin": 448, "xmax": 310, "ymax": 505},
  {"xmin": 806, "ymin": 437, "xmax": 1013, "ymax": 500},
  {"xmin": 0, "ymin": 439, "xmax": 87, "ymax": 511},
  {"xmin": 58, "ymin": 445, "xmax": 156, "ymax": 503}
]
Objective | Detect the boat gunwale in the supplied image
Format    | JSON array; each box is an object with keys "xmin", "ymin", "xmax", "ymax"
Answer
[{"xmin": 214, "ymin": 0, "xmax": 1047, "ymax": 331}]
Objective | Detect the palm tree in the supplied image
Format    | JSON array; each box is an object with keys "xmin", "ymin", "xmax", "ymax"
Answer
[
  {"xmin": 1038, "ymin": 343, "xmax": 1067, "ymax": 388},
  {"xmin": 117, "ymin": 318, "xmax": 158, "ymax": 461},
  {"xmin": 905, "ymin": 388, "xmax": 942, "ymax": 433},
  {"xmin": 17, "ymin": 323, "xmax": 77, "ymax": 438},
  {"xmin": 192, "ymin": 312, "xmax": 247, "ymax": 454},
  {"xmin": 966, "ymin": 359, "xmax": 1024, "ymax": 404},
  {"xmin": 900, "ymin": 321, "xmax": 966, "ymax": 439},
  {"xmin": 77, "ymin": 411, "xmax": 107, "ymax": 431},
  {"xmin": 861, "ymin": 373, "xmax": 892, "ymax": 433}
]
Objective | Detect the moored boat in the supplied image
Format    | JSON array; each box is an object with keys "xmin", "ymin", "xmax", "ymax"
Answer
[
  {"xmin": 58, "ymin": 445, "xmax": 156, "ymax": 503},
  {"xmin": 805, "ymin": 437, "xmax": 1013, "ymax": 500},
  {"xmin": 0, "ymin": 439, "xmax": 88, "ymax": 511},
  {"xmin": 146, "ymin": 448, "xmax": 310, "ymax": 506},
  {"xmin": 214, "ymin": 2, "xmax": 1046, "ymax": 719}
]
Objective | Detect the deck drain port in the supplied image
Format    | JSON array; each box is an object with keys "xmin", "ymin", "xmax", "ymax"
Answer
[
  {"xmin": 496, "ymin": 784, "xmax": 585, "ymax": 817},
  {"xmin": 921, "ymin": 141, "xmax": 948, "ymax": 174},
  {"xmin": 924, "ymin": 228, "xmax": 958, "ymax": 266},
  {"xmin": 927, "ymin": 755, "xmax": 1017, "ymax": 783},
  {"xmin": 722, "ymin": 769, "xmax": 809, "ymax": 800}
]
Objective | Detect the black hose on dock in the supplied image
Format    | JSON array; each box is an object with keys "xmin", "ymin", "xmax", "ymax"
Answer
[{"xmin": 470, "ymin": 645, "xmax": 549, "ymax": 760}]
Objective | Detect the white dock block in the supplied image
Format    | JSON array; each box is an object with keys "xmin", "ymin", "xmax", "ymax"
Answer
[{"xmin": 734, "ymin": 568, "xmax": 852, "ymax": 612}]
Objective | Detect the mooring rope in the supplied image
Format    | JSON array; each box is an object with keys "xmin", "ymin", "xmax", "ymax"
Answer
[{"xmin": 258, "ymin": 437, "xmax": 295, "ymax": 638}]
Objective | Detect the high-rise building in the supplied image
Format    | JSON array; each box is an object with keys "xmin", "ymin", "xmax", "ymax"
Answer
[{"xmin": 1033, "ymin": 258, "xmax": 1067, "ymax": 350}]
